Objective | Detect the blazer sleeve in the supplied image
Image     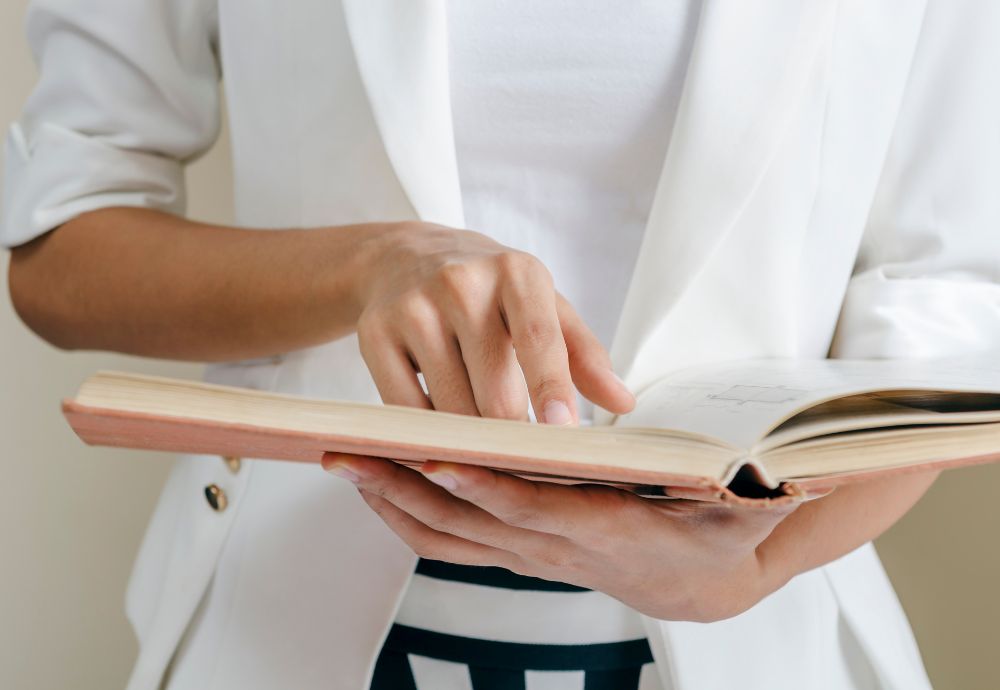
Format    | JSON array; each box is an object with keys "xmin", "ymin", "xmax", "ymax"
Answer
[
  {"xmin": 0, "ymin": 0, "xmax": 221, "ymax": 248},
  {"xmin": 830, "ymin": 0, "xmax": 1000, "ymax": 359}
]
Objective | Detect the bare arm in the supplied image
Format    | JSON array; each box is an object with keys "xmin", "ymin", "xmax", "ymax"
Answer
[
  {"xmin": 758, "ymin": 471, "xmax": 939, "ymax": 588},
  {"xmin": 8, "ymin": 207, "xmax": 381, "ymax": 361},
  {"xmin": 8, "ymin": 207, "xmax": 634, "ymax": 422}
]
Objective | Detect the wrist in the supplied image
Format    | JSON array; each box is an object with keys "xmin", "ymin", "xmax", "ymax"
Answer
[
  {"xmin": 704, "ymin": 552, "xmax": 788, "ymax": 623},
  {"xmin": 317, "ymin": 221, "xmax": 403, "ymax": 329},
  {"xmin": 752, "ymin": 540, "xmax": 797, "ymax": 602}
]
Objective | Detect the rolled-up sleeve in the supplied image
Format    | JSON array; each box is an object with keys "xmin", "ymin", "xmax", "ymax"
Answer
[
  {"xmin": 830, "ymin": 0, "xmax": 1000, "ymax": 359},
  {"xmin": 0, "ymin": 0, "xmax": 220, "ymax": 248}
]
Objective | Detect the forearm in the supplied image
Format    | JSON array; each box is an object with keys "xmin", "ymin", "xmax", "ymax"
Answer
[
  {"xmin": 8, "ymin": 207, "xmax": 386, "ymax": 361},
  {"xmin": 757, "ymin": 470, "xmax": 939, "ymax": 592}
]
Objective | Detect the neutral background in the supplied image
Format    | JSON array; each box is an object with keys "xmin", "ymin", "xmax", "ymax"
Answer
[{"xmin": 1, "ymin": 3, "xmax": 998, "ymax": 689}]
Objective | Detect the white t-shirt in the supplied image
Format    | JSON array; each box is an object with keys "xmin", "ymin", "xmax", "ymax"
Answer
[
  {"xmin": 373, "ymin": 6, "xmax": 703, "ymax": 689},
  {"xmin": 448, "ymin": 0, "xmax": 702, "ymax": 420}
]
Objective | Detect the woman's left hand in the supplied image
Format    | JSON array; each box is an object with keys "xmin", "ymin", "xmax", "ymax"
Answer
[{"xmin": 323, "ymin": 453, "xmax": 799, "ymax": 623}]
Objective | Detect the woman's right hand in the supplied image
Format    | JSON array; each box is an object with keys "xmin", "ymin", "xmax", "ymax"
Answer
[
  {"xmin": 354, "ymin": 222, "xmax": 635, "ymax": 424},
  {"xmin": 10, "ymin": 208, "xmax": 634, "ymax": 422}
]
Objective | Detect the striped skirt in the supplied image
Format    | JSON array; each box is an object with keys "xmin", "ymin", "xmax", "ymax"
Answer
[{"xmin": 370, "ymin": 559, "xmax": 664, "ymax": 690}]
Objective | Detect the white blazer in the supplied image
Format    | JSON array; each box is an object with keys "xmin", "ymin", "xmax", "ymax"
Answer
[{"xmin": 4, "ymin": 1, "xmax": 1000, "ymax": 688}]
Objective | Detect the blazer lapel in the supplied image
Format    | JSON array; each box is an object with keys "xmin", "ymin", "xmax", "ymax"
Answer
[
  {"xmin": 343, "ymin": 0, "xmax": 838, "ymax": 404},
  {"xmin": 342, "ymin": 0, "xmax": 465, "ymax": 228},
  {"xmin": 608, "ymin": 0, "xmax": 840, "ymax": 398}
]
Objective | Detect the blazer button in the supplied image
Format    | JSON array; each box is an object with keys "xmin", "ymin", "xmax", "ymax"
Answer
[
  {"xmin": 204, "ymin": 484, "xmax": 228, "ymax": 512},
  {"xmin": 223, "ymin": 456, "xmax": 242, "ymax": 474}
]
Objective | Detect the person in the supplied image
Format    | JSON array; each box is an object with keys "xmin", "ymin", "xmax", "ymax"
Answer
[{"xmin": 3, "ymin": 1, "xmax": 999, "ymax": 688}]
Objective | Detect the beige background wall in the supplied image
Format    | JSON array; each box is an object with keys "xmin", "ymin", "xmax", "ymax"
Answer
[{"xmin": 1, "ymin": 2, "xmax": 998, "ymax": 689}]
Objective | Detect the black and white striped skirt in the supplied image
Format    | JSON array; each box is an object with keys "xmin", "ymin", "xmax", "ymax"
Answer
[{"xmin": 370, "ymin": 559, "xmax": 664, "ymax": 690}]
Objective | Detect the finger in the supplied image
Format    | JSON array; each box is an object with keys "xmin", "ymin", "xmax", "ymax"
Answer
[
  {"xmin": 658, "ymin": 496, "xmax": 798, "ymax": 522},
  {"xmin": 420, "ymin": 461, "xmax": 639, "ymax": 541},
  {"xmin": 359, "ymin": 489, "xmax": 524, "ymax": 569},
  {"xmin": 556, "ymin": 293, "xmax": 635, "ymax": 415},
  {"xmin": 730, "ymin": 500, "xmax": 799, "ymax": 530},
  {"xmin": 496, "ymin": 253, "xmax": 577, "ymax": 425},
  {"xmin": 325, "ymin": 453, "xmax": 566, "ymax": 555},
  {"xmin": 803, "ymin": 486, "xmax": 836, "ymax": 501},
  {"xmin": 406, "ymin": 323, "xmax": 480, "ymax": 416},
  {"xmin": 452, "ymin": 309, "xmax": 529, "ymax": 421},
  {"xmin": 358, "ymin": 321, "xmax": 431, "ymax": 409},
  {"xmin": 655, "ymin": 496, "xmax": 798, "ymax": 546}
]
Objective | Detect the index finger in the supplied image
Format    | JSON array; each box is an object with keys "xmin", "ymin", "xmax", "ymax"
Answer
[{"xmin": 420, "ymin": 461, "xmax": 639, "ymax": 540}]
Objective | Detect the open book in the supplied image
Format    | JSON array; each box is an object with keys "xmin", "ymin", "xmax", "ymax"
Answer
[{"xmin": 62, "ymin": 358, "xmax": 1000, "ymax": 503}]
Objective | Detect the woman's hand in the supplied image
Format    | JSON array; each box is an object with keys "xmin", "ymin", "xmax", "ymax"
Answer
[
  {"xmin": 323, "ymin": 453, "xmax": 797, "ymax": 623},
  {"xmin": 354, "ymin": 222, "xmax": 635, "ymax": 423},
  {"xmin": 10, "ymin": 210, "xmax": 638, "ymax": 396},
  {"xmin": 331, "ymin": 223, "xmax": 800, "ymax": 623}
]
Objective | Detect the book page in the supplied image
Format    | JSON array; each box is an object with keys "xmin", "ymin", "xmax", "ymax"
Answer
[
  {"xmin": 70, "ymin": 371, "xmax": 736, "ymax": 485},
  {"xmin": 759, "ymin": 392, "xmax": 1000, "ymax": 451},
  {"xmin": 613, "ymin": 356, "xmax": 1000, "ymax": 449}
]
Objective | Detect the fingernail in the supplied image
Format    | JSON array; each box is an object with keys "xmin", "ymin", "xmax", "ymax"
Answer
[
  {"xmin": 327, "ymin": 464, "xmax": 361, "ymax": 484},
  {"xmin": 542, "ymin": 400, "xmax": 573, "ymax": 425},
  {"xmin": 425, "ymin": 472, "xmax": 459, "ymax": 491}
]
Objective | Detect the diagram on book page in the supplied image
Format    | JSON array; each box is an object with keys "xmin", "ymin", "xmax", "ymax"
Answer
[
  {"xmin": 708, "ymin": 385, "xmax": 810, "ymax": 406},
  {"xmin": 614, "ymin": 357, "xmax": 1000, "ymax": 449}
]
